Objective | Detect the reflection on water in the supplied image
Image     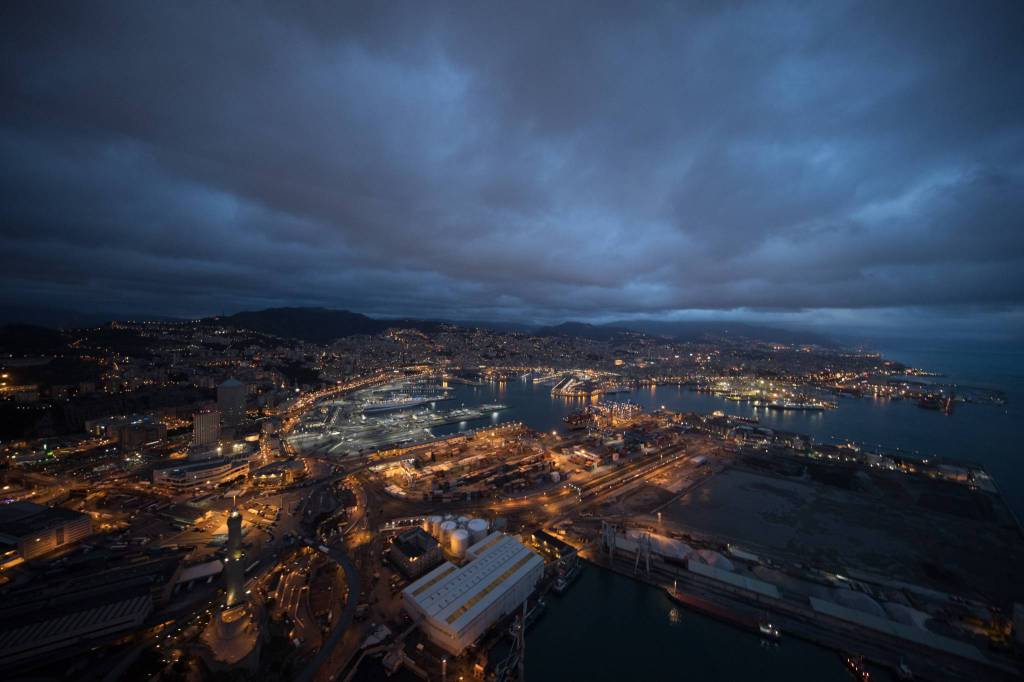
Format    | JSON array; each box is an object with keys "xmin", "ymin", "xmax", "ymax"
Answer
[{"xmin": 433, "ymin": 371, "xmax": 1024, "ymax": 516}]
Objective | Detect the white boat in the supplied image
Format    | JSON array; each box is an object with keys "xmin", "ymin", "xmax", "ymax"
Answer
[{"xmin": 758, "ymin": 612, "xmax": 781, "ymax": 640}]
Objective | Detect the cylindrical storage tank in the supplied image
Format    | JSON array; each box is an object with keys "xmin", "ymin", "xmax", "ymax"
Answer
[
  {"xmin": 450, "ymin": 529, "xmax": 470, "ymax": 557},
  {"xmin": 467, "ymin": 518, "xmax": 489, "ymax": 544},
  {"xmin": 550, "ymin": 471, "xmax": 561, "ymax": 483},
  {"xmin": 428, "ymin": 515, "xmax": 443, "ymax": 538},
  {"xmin": 439, "ymin": 520, "xmax": 457, "ymax": 543},
  {"xmin": 456, "ymin": 515, "xmax": 470, "ymax": 528}
]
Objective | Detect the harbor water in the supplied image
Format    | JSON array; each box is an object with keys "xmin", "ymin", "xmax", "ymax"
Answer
[
  {"xmin": 433, "ymin": 343, "xmax": 1024, "ymax": 517},
  {"xmin": 516, "ymin": 565, "xmax": 865, "ymax": 682},
  {"xmin": 422, "ymin": 344, "xmax": 1021, "ymax": 680}
]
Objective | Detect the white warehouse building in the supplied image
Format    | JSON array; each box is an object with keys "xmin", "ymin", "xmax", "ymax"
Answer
[{"xmin": 401, "ymin": 532, "xmax": 543, "ymax": 655}]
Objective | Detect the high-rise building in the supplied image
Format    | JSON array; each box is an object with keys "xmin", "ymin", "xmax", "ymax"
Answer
[
  {"xmin": 223, "ymin": 507, "xmax": 245, "ymax": 608},
  {"xmin": 192, "ymin": 405, "xmax": 221, "ymax": 448},
  {"xmin": 217, "ymin": 378, "xmax": 246, "ymax": 427}
]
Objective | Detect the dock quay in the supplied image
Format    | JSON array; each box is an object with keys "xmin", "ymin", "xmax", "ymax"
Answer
[{"xmin": 584, "ymin": 546, "xmax": 1021, "ymax": 682}]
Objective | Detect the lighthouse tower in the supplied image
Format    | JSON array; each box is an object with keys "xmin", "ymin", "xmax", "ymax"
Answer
[
  {"xmin": 224, "ymin": 506, "xmax": 246, "ymax": 607},
  {"xmin": 201, "ymin": 504, "xmax": 261, "ymax": 671}
]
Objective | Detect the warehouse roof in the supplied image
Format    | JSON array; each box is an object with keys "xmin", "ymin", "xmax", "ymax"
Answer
[
  {"xmin": 0, "ymin": 502, "xmax": 87, "ymax": 539},
  {"xmin": 403, "ymin": 534, "xmax": 542, "ymax": 633},
  {"xmin": 0, "ymin": 591, "xmax": 153, "ymax": 665}
]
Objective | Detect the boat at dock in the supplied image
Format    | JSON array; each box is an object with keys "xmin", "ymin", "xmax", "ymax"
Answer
[
  {"xmin": 842, "ymin": 653, "xmax": 871, "ymax": 681},
  {"xmin": 362, "ymin": 395, "xmax": 448, "ymax": 413},
  {"xmin": 508, "ymin": 598, "xmax": 546, "ymax": 636},
  {"xmin": 758, "ymin": 612, "xmax": 781, "ymax": 641},
  {"xmin": 665, "ymin": 587, "xmax": 759, "ymax": 633},
  {"xmin": 766, "ymin": 400, "xmax": 826, "ymax": 411},
  {"xmin": 552, "ymin": 562, "xmax": 582, "ymax": 594}
]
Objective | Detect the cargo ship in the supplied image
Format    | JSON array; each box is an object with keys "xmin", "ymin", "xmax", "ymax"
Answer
[
  {"xmin": 918, "ymin": 392, "xmax": 954, "ymax": 414},
  {"xmin": 666, "ymin": 587, "xmax": 759, "ymax": 632},
  {"xmin": 552, "ymin": 561, "xmax": 582, "ymax": 594},
  {"xmin": 766, "ymin": 400, "xmax": 827, "ymax": 411}
]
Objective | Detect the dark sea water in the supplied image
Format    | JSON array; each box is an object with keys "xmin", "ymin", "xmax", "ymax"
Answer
[
  {"xmin": 423, "ymin": 343, "xmax": 1022, "ymax": 680},
  {"xmin": 515, "ymin": 566, "xmax": 858, "ymax": 682}
]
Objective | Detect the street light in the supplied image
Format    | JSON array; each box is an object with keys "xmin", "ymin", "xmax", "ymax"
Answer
[{"xmin": 442, "ymin": 657, "xmax": 448, "ymax": 682}]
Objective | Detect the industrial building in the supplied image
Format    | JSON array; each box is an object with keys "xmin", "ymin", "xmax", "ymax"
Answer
[
  {"xmin": 389, "ymin": 527, "xmax": 443, "ymax": 578},
  {"xmin": 530, "ymin": 529, "xmax": 577, "ymax": 561},
  {"xmin": 115, "ymin": 418, "xmax": 167, "ymax": 449},
  {"xmin": 0, "ymin": 502, "xmax": 92, "ymax": 561},
  {"xmin": 158, "ymin": 502, "xmax": 209, "ymax": 528},
  {"xmin": 84, "ymin": 415, "xmax": 167, "ymax": 448},
  {"xmin": 251, "ymin": 459, "xmax": 306, "ymax": 487},
  {"xmin": 152, "ymin": 456, "xmax": 250, "ymax": 490},
  {"xmin": 402, "ymin": 532, "xmax": 543, "ymax": 655},
  {"xmin": 0, "ymin": 554, "xmax": 180, "ymax": 668}
]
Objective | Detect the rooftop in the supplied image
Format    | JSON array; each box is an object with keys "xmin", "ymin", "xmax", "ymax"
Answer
[
  {"xmin": 0, "ymin": 502, "xmax": 88, "ymax": 539},
  {"xmin": 392, "ymin": 527, "xmax": 439, "ymax": 559},
  {"xmin": 403, "ymin": 534, "xmax": 542, "ymax": 632},
  {"xmin": 154, "ymin": 457, "xmax": 237, "ymax": 474}
]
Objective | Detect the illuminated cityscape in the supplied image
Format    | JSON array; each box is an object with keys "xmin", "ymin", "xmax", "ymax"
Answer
[{"xmin": 2, "ymin": 3, "xmax": 1023, "ymax": 682}]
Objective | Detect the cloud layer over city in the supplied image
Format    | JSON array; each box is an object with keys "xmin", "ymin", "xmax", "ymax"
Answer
[{"xmin": 3, "ymin": 2, "xmax": 1023, "ymax": 337}]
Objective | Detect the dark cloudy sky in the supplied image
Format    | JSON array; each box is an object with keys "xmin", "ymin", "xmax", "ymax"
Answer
[{"xmin": 2, "ymin": 2, "xmax": 1023, "ymax": 339}]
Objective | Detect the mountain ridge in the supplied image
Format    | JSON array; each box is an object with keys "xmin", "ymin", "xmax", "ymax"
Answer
[{"xmin": 0, "ymin": 305, "xmax": 835, "ymax": 347}]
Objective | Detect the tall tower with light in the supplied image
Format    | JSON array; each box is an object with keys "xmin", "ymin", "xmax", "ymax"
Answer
[
  {"xmin": 201, "ymin": 504, "xmax": 261, "ymax": 671},
  {"xmin": 224, "ymin": 506, "xmax": 246, "ymax": 607}
]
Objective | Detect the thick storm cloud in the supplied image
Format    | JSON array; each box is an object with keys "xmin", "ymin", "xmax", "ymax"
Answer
[{"xmin": 2, "ymin": 2, "xmax": 1023, "ymax": 336}]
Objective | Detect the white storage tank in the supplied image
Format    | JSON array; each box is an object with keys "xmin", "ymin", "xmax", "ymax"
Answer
[
  {"xmin": 450, "ymin": 528, "xmax": 470, "ymax": 557},
  {"xmin": 467, "ymin": 518, "xmax": 489, "ymax": 544},
  {"xmin": 550, "ymin": 471, "xmax": 561, "ymax": 483},
  {"xmin": 428, "ymin": 515, "xmax": 444, "ymax": 538},
  {"xmin": 456, "ymin": 515, "xmax": 470, "ymax": 528},
  {"xmin": 439, "ymin": 520, "xmax": 457, "ymax": 543}
]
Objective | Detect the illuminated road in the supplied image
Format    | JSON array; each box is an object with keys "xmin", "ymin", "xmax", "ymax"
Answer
[{"xmin": 295, "ymin": 541, "xmax": 360, "ymax": 682}]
